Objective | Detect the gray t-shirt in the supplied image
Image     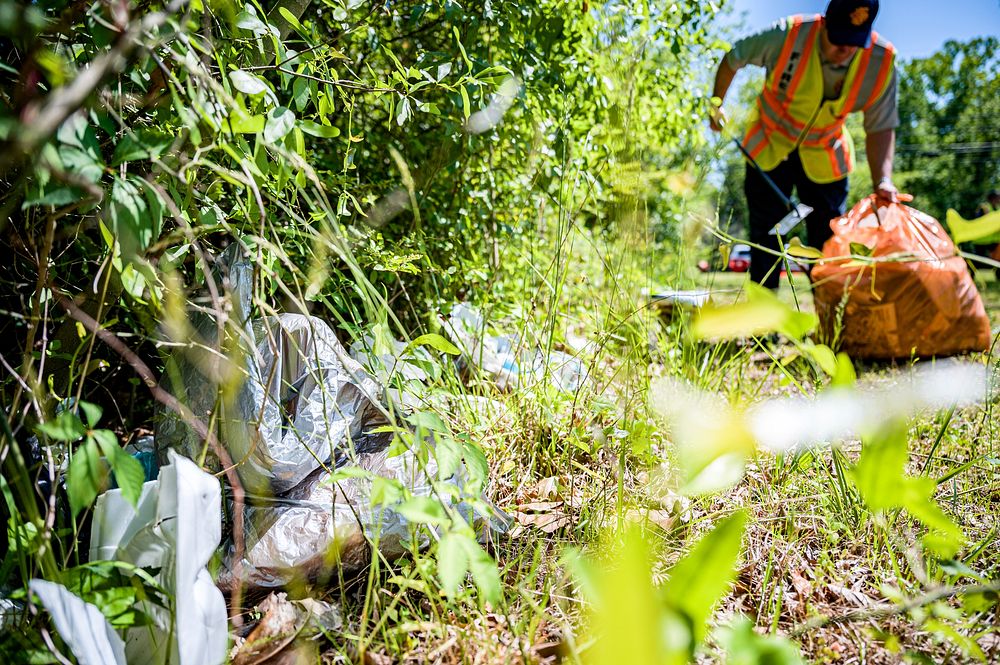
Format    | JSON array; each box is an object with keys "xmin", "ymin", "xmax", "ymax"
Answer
[{"xmin": 726, "ymin": 17, "xmax": 899, "ymax": 133}]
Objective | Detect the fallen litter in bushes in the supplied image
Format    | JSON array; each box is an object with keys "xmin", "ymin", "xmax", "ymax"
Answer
[
  {"xmin": 27, "ymin": 579, "xmax": 127, "ymax": 665},
  {"xmin": 156, "ymin": 250, "xmax": 385, "ymax": 496},
  {"xmin": 229, "ymin": 592, "xmax": 341, "ymax": 664},
  {"xmin": 153, "ymin": 249, "xmax": 503, "ymax": 587},
  {"xmin": 89, "ymin": 451, "xmax": 228, "ymax": 665},
  {"xmin": 219, "ymin": 439, "xmax": 503, "ymax": 593},
  {"xmin": 70, "ymin": 246, "xmax": 509, "ymax": 663},
  {"xmin": 445, "ymin": 302, "xmax": 589, "ymax": 393}
]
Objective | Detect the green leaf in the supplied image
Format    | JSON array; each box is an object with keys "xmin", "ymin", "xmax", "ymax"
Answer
[
  {"xmin": 292, "ymin": 77, "xmax": 310, "ymax": 111},
  {"xmin": 434, "ymin": 436, "xmax": 462, "ymax": 480},
  {"xmin": 717, "ymin": 618, "xmax": 804, "ymax": 665},
  {"xmin": 923, "ymin": 619, "xmax": 986, "ymax": 661},
  {"xmin": 67, "ymin": 439, "xmax": 107, "ymax": 516},
  {"xmin": 662, "ymin": 511, "xmax": 747, "ymax": 645},
  {"xmin": 407, "ymin": 410, "xmax": 448, "ymax": 433},
  {"xmin": 396, "ymin": 496, "xmax": 447, "ymax": 525},
  {"xmin": 461, "ymin": 441, "xmax": 489, "ymax": 490},
  {"xmin": 588, "ymin": 526, "xmax": 686, "ymax": 665},
  {"xmin": 802, "ymin": 342, "xmax": 837, "ymax": 377},
  {"xmin": 277, "ymin": 6, "xmax": 305, "ymax": 33},
  {"xmin": 108, "ymin": 176, "xmax": 157, "ymax": 258},
  {"xmin": 23, "ymin": 184, "xmax": 85, "ymax": 208},
  {"xmin": 37, "ymin": 411, "xmax": 86, "ymax": 441},
  {"xmin": 370, "ymin": 476, "xmax": 404, "ymax": 505},
  {"xmin": 299, "ymin": 120, "xmax": 340, "ymax": 138},
  {"xmin": 851, "ymin": 425, "xmax": 965, "ymax": 557},
  {"xmin": 459, "ymin": 86, "xmax": 471, "ymax": 119},
  {"xmin": 409, "ymin": 333, "xmax": 460, "ymax": 355},
  {"xmin": 58, "ymin": 146, "xmax": 104, "ymax": 184},
  {"xmin": 235, "ymin": 6, "xmax": 274, "ymax": 35},
  {"xmin": 226, "ymin": 112, "xmax": 266, "ymax": 134},
  {"xmin": 849, "ymin": 241, "xmax": 875, "ymax": 257},
  {"xmin": 229, "ymin": 69, "xmax": 269, "ymax": 96},
  {"xmin": 92, "ymin": 430, "xmax": 144, "ymax": 508},
  {"xmin": 437, "ymin": 532, "xmax": 468, "ymax": 597},
  {"xmin": 264, "ymin": 106, "xmax": 295, "ymax": 143},
  {"xmin": 111, "ymin": 130, "xmax": 173, "ymax": 165},
  {"xmin": 831, "ymin": 352, "xmax": 857, "ymax": 387},
  {"xmin": 945, "ymin": 208, "xmax": 1000, "ymax": 244},
  {"xmin": 79, "ymin": 401, "xmax": 102, "ymax": 428},
  {"xmin": 464, "ymin": 536, "xmax": 502, "ymax": 604},
  {"xmin": 56, "ymin": 112, "xmax": 100, "ymax": 154},
  {"xmin": 692, "ymin": 282, "xmax": 816, "ymax": 341},
  {"xmin": 785, "ymin": 237, "xmax": 823, "ymax": 259},
  {"xmin": 396, "ymin": 97, "xmax": 411, "ymax": 126}
]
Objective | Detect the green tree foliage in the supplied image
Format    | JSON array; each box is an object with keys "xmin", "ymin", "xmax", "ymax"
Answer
[{"xmin": 895, "ymin": 37, "xmax": 1000, "ymax": 220}]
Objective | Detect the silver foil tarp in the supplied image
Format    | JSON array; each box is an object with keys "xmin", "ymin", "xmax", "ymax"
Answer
[
  {"xmin": 156, "ymin": 247, "xmax": 383, "ymax": 495},
  {"xmin": 219, "ymin": 442, "xmax": 485, "ymax": 591}
]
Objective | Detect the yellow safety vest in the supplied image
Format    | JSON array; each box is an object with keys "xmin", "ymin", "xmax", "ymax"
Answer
[{"xmin": 742, "ymin": 15, "xmax": 896, "ymax": 184}]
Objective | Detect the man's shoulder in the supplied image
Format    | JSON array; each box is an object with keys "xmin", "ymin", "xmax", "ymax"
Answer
[{"xmin": 872, "ymin": 32, "xmax": 896, "ymax": 55}]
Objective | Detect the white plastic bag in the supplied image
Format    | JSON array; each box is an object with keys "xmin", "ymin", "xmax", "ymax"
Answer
[{"xmin": 90, "ymin": 451, "xmax": 227, "ymax": 665}]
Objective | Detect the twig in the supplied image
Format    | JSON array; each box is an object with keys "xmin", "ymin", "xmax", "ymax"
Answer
[
  {"xmin": 789, "ymin": 581, "xmax": 1000, "ymax": 637},
  {"xmin": 273, "ymin": 67, "xmax": 400, "ymax": 94}
]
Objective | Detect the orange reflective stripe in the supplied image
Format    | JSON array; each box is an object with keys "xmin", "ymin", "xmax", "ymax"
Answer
[
  {"xmin": 862, "ymin": 42, "xmax": 895, "ymax": 111},
  {"xmin": 827, "ymin": 138, "xmax": 850, "ymax": 180},
  {"xmin": 826, "ymin": 144, "xmax": 839, "ymax": 177},
  {"xmin": 839, "ymin": 43, "xmax": 874, "ymax": 117},
  {"xmin": 771, "ymin": 15, "xmax": 804, "ymax": 95},
  {"xmin": 785, "ymin": 18, "xmax": 821, "ymax": 99},
  {"xmin": 823, "ymin": 136, "xmax": 849, "ymax": 180},
  {"xmin": 743, "ymin": 121, "xmax": 767, "ymax": 158},
  {"xmin": 756, "ymin": 98, "xmax": 801, "ymax": 142},
  {"xmin": 760, "ymin": 90, "xmax": 805, "ymax": 131}
]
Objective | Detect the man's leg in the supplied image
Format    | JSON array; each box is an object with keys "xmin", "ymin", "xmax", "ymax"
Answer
[
  {"xmin": 794, "ymin": 158, "xmax": 849, "ymax": 252},
  {"xmin": 745, "ymin": 159, "xmax": 795, "ymax": 289}
]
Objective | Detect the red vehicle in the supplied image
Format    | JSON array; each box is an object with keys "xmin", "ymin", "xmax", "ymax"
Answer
[
  {"xmin": 727, "ymin": 244, "xmax": 807, "ymax": 274},
  {"xmin": 728, "ymin": 244, "xmax": 751, "ymax": 272}
]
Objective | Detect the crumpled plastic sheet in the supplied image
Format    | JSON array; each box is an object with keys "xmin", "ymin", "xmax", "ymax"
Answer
[
  {"xmin": 153, "ymin": 245, "xmax": 504, "ymax": 594},
  {"xmin": 156, "ymin": 246, "xmax": 383, "ymax": 495},
  {"xmin": 27, "ymin": 579, "xmax": 126, "ymax": 665},
  {"xmin": 89, "ymin": 451, "xmax": 227, "ymax": 665},
  {"xmin": 220, "ymin": 437, "xmax": 504, "ymax": 591},
  {"xmin": 244, "ymin": 313, "xmax": 384, "ymax": 493},
  {"xmin": 445, "ymin": 303, "xmax": 588, "ymax": 393}
]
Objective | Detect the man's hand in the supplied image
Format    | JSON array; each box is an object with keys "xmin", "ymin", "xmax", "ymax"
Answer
[
  {"xmin": 708, "ymin": 105, "xmax": 727, "ymax": 133},
  {"xmin": 875, "ymin": 177, "xmax": 899, "ymax": 203},
  {"xmin": 710, "ymin": 59, "xmax": 737, "ymax": 133}
]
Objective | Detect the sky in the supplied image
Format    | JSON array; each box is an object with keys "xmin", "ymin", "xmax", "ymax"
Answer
[{"xmin": 722, "ymin": 0, "xmax": 1000, "ymax": 60}]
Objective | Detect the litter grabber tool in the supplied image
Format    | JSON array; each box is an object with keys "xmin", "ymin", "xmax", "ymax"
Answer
[{"xmin": 732, "ymin": 139, "xmax": 813, "ymax": 236}]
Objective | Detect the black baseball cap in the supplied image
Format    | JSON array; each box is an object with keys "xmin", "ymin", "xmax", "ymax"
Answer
[{"xmin": 825, "ymin": 0, "xmax": 879, "ymax": 47}]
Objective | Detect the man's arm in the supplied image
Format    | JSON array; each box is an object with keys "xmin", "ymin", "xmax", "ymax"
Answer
[
  {"xmin": 709, "ymin": 58, "xmax": 738, "ymax": 132},
  {"xmin": 866, "ymin": 128, "xmax": 898, "ymax": 202},
  {"xmin": 707, "ymin": 20, "xmax": 785, "ymax": 133}
]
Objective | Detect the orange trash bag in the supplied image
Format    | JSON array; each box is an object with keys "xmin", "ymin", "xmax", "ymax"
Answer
[{"xmin": 812, "ymin": 195, "xmax": 992, "ymax": 359}]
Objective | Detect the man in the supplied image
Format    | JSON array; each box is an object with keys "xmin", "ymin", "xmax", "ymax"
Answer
[{"xmin": 709, "ymin": 0, "xmax": 899, "ymax": 289}]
